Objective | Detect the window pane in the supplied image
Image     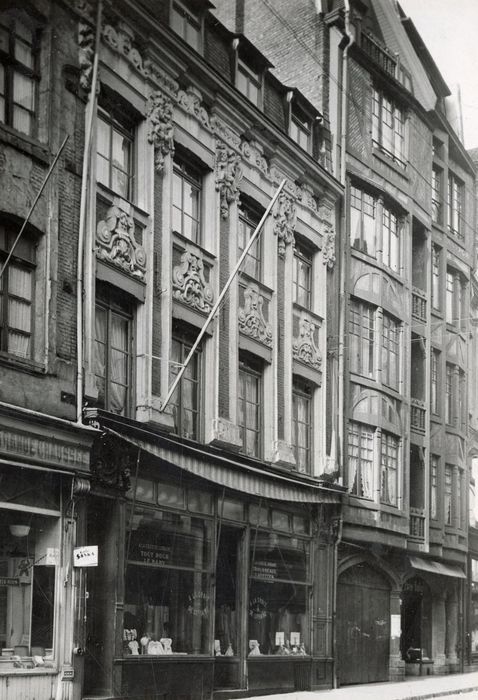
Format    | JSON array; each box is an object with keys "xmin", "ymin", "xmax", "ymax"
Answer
[
  {"xmin": 112, "ymin": 166, "xmax": 129, "ymax": 199},
  {"xmin": 13, "ymin": 72, "xmax": 34, "ymax": 111},
  {"xmin": 13, "ymin": 107, "xmax": 32, "ymax": 135},
  {"xmin": 15, "ymin": 39, "xmax": 34, "ymax": 69},
  {"xmin": 8, "ymin": 265, "xmax": 32, "ymax": 300},
  {"xmin": 112, "ymin": 128, "xmax": 130, "ymax": 174},
  {"xmin": 97, "ymin": 117, "xmax": 111, "ymax": 158},
  {"xmin": 0, "ymin": 27, "xmax": 8, "ymax": 53}
]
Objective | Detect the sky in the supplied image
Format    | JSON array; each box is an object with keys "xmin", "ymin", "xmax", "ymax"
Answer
[{"xmin": 399, "ymin": 0, "xmax": 478, "ymax": 150}]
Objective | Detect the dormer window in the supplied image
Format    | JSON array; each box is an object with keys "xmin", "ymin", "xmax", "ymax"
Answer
[
  {"xmin": 170, "ymin": 0, "xmax": 201, "ymax": 52},
  {"xmin": 290, "ymin": 104, "xmax": 312, "ymax": 153},
  {"xmin": 237, "ymin": 58, "xmax": 261, "ymax": 107}
]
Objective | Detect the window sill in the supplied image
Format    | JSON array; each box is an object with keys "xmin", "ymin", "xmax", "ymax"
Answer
[
  {"xmin": 116, "ymin": 655, "xmax": 214, "ymax": 664},
  {"xmin": 431, "ymin": 221, "xmax": 445, "ymax": 234},
  {"xmin": 0, "ymin": 666, "xmax": 57, "ymax": 676},
  {"xmin": 0, "ymin": 123, "xmax": 50, "ymax": 165},
  {"xmin": 172, "ymin": 230, "xmax": 217, "ymax": 262},
  {"xmin": 0, "ymin": 352, "xmax": 46, "ymax": 376},
  {"xmin": 372, "ymin": 146, "xmax": 408, "ymax": 178}
]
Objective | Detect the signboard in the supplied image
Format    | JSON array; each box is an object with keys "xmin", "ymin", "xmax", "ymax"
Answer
[
  {"xmin": 390, "ymin": 614, "xmax": 401, "ymax": 639},
  {"xmin": 136, "ymin": 542, "xmax": 171, "ymax": 566},
  {"xmin": 46, "ymin": 548, "xmax": 60, "ymax": 566},
  {"xmin": 251, "ymin": 560, "xmax": 277, "ymax": 582},
  {"xmin": 0, "ymin": 577, "xmax": 19, "ymax": 586},
  {"xmin": 0, "ymin": 428, "xmax": 89, "ymax": 470},
  {"xmin": 74, "ymin": 546, "xmax": 98, "ymax": 567}
]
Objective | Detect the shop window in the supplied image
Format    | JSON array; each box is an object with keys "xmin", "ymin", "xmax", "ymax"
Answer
[
  {"xmin": 348, "ymin": 421, "xmax": 374, "ymax": 500},
  {"xmin": 380, "ymin": 431, "xmax": 399, "ymax": 506},
  {"xmin": 432, "ymin": 166, "xmax": 443, "ymax": 225},
  {"xmin": 0, "ymin": 511, "xmax": 58, "ymax": 661},
  {"xmin": 172, "ymin": 155, "xmax": 202, "ymax": 243},
  {"xmin": 292, "ymin": 378, "xmax": 313, "ymax": 474},
  {"xmin": 236, "ymin": 58, "xmax": 261, "ymax": 107},
  {"xmin": 430, "ymin": 455, "xmax": 438, "ymax": 520},
  {"xmin": 168, "ymin": 331, "xmax": 201, "ymax": 440},
  {"xmin": 188, "ymin": 490, "xmax": 212, "ymax": 515},
  {"xmin": 350, "ymin": 185, "xmax": 376, "ymax": 257},
  {"xmin": 249, "ymin": 532, "xmax": 310, "ymax": 655},
  {"xmin": 249, "ymin": 503, "xmax": 268, "ymax": 528},
  {"xmin": 170, "ymin": 0, "xmax": 201, "ymax": 52},
  {"xmin": 93, "ymin": 287, "xmax": 134, "ymax": 417},
  {"xmin": 220, "ymin": 498, "xmax": 244, "ymax": 521},
  {"xmin": 238, "ymin": 197, "xmax": 262, "ymax": 280},
  {"xmin": 238, "ymin": 356, "xmax": 262, "ymax": 458},
  {"xmin": 215, "ymin": 526, "xmax": 240, "ymax": 661},
  {"xmin": 290, "ymin": 104, "xmax": 311, "ymax": 153},
  {"xmin": 293, "ymin": 240, "xmax": 312, "ymax": 309},
  {"xmin": 381, "ymin": 313, "xmax": 400, "ymax": 389},
  {"xmin": 470, "ymin": 559, "xmax": 478, "ymax": 655},
  {"xmin": 157, "ymin": 482, "xmax": 186, "ymax": 509},
  {"xmin": 125, "ymin": 509, "xmax": 212, "ymax": 655},
  {"xmin": 431, "ymin": 245, "xmax": 441, "ymax": 310},
  {"xmin": 96, "ymin": 107, "xmax": 135, "ymax": 200},
  {"xmin": 349, "ymin": 298, "xmax": 375, "ymax": 379},
  {"xmin": 431, "ymin": 349, "xmax": 440, "ymax": 416},
  {"xmin": 0, "ymin": 224, "xmax": 35, "ymax": 360},
  {"xmin": 447, "ymin": 172, "xmax": 463, "ymax": 239},
  {"xmin": 0, "ymin": 12, "xmax": 39, "ymax": 136},
  {"xmin": 372, "ymin": 88, "xmax": 406, "ymax": 166}
]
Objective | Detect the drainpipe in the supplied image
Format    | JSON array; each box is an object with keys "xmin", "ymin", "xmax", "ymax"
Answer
[{"xmin": 76, "ymin": 0, "xmax": 103, "ymax": 423}]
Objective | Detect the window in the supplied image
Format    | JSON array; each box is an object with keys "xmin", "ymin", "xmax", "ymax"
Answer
[
  {"xmin": 290, "ymin": 105, "xmax": 311, "ymax": 152},
  {"xmin": 349, "ymin": 299, "xmax": 375, "ymax": 378},
  {"xmin": 445, "ymin": 464, "xmax": 453, "ymax": 525},
  {"xmin": 293, "ymin": 241, "xmax": 312, "ymax": 309},
  {"xmin": 350, "ymin": 185, "xmax": 376, "ymax": 257},
  {"xmin": 458, "ymin": 369, "xmax": 466, "ymax": 431},
  {"xmin": 381, "ymin": 313, "xmax": 400, "ymax": 389},
  {"xmin": 292, "ymin": 379, "xmax": 312, "ymax": 473},
  {"xmin": 431, "ymin": 349, "xmax": 439, "ymax": 415},
  {"xmin": 380, "ymin": 432, "xmax": 399, "ymax": 506},
  {"xmin": 432, "ymin": 166, "xmax": 442, "ymax": 224},
  {"xmin": 348, "ymin": 422, "xmax": 374, "ymax": 499},
  {"xmin": 431, "ymin": 245, "xmax": 441, "ymax": 310},
  {"xmin": 447, "ymin": 173, "xmax": 463, "ymax": 238},
  {"xmin": 445, "ymin": 363, "xmax": 453, "ymax": 425},
  {"xmin": 238, "ymin": 357, "xmax": 261, "ymax": 457},
  {"xmin": 172, "ymin": 156, "xmax": 202, "ymax": 243},
  {"xmin": 382, "ymin": 204, "xmax": 400, "ymax": 272},
  {"xmin": 169, "ymin": 334, "xmax": 201, "ymax": 440},
  {"xmin": 446, "ymin": 269, "xmax": 464, "ymax": 327},
  {"xmin": 170, "ymin": 1, "xmax": 201, "ymax": 51},
  {"xmin": 430, "ymin": 456, "xmax": 438, "ymax": 520},
  {"xmin": 0, "ymin": 13, "xmax": 38, "ymax": 135},
  {"xmin": 97, "ymin": 108, "xmax": 134, "ymax": 200},
  {"xmin": 94, "ymin": 290, "xmax": 133, "ymax": 416},
  {"xmin": 237, "ymin": 59, "xmax": 261, "ymax": 107},
  {"xmin": 0, "ymin": 224, "xmax": 35, "ymax": 360},
  {"xmin": 372, "ymin": 88, "xmax": 406, "ymax": 165},
  {"xmin": 238, "ymin": 199, "xmax": 262, "ymax": 279}
]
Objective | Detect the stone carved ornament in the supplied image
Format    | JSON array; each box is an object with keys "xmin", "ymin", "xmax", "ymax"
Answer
[
  {"xmin": 273, "ymin": 192, "xmax": 297, "ymax": 258},
  {"xmin": 96, "ymin": 206, "xmax": 146, "ymax": 279},
  {"xmin": 177, "ymin": 86, "xmax": 210, "ymax": 129},
  {"xmin": 102, "ymin": 22, "xmax": 149, "ymax": 77},
  {"xmin": 319, "ymin": 206, "xmax": 336, "ymax": 269},
  {"xmin": 172, "ymin": 248, "xmax": 214, "ymax": 313},
  {"xmin": 90, "ymin": 434, "xmax": 133, "ymax": 493},
  {"xmin": 215, "ymin": 142, "xmax": 243, "ymax": 219},
  {"xmin": 147, "ymin": 91, "xmax": 175, "ymax": 174},
  {"xmin": 238, "ymin": 283, "xmax": 273, "ymax": 347},
  {"xmin": 293, "ymin": 313, "xmax": 322, "ymax": 373},
  {"xmin": 78, "ymin": 21, "xmax": 95, "ymax": 91}
]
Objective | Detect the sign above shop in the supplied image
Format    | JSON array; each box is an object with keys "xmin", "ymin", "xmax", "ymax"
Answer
[
  {"xmin": 74, "ymin": 546, "xmax": 98, "ymax": 567},
  {"xmin": 0, "ymin": 577, "xmax": 19, "ymax": 586},
  {"xmin": 0, "ymin": 427, "xmax": 90, "ymax": 470}
]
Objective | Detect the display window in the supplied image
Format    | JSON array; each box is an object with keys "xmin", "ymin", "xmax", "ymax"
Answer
[{"xmin": 470, "ymin": 559, "xmax": 478, "ymax": 655}]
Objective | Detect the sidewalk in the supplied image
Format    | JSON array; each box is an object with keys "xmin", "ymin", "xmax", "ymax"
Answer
[{"xmin": 243, "ymin": 672, "xmax": 478, "ymax": 700}]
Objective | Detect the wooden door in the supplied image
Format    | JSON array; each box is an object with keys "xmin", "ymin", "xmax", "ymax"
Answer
[{"xmin": 337, "ymin": 563, "xmax": 390, "ymax": 685}]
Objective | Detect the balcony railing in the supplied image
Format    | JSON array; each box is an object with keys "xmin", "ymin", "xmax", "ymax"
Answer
[
  {"xmin": 361, "ymin": 32, "xmax": 397, "ymax": 76},
  {"xmin": 410, "ymin": 398, "xmax": 426, "ymax": 433},
  {"xmin": 409, "ymin": 507, "xmax": 425, "ymax": 541},
  {"xmin": 412, "ymin": 287, "xmax": 427, "ymax": 323}
]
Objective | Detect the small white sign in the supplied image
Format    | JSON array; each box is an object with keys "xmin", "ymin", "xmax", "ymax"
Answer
[
  {"xmin": 46, "ymin": 548, "xmax": 60, "ymax": 566},
  {"xmin": 73, "ymin": 545, "xmax": 98, "ymax": 567},
  {"xmin": 290, "ymin": 632, "xmax": 301, "ymax": 646},
  {"xmin": 391, "ymin": 614, "xmax": 401, "ymax": 638},
  {"xmin": 275, "ymin": 632, "xmax": 285, "ymax": 646}
]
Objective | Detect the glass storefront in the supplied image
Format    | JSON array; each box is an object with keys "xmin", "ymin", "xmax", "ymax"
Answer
[{"xmin": 470, "ymin": 559, "xmax": 478, "ymax": 655}]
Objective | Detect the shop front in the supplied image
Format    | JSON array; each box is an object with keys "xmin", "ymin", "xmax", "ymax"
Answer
[{"xmin": 82, "ymin": 413, "xmax": 343, "ymax": 700}]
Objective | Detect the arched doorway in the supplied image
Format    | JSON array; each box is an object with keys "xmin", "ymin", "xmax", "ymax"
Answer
[
  {"xmin": 337, "ymin": 562, "xmax": 390, "ymax": 685},
  {"xmin": 401, "ymin": 576, "xmax": 432, "ymax": 661}
]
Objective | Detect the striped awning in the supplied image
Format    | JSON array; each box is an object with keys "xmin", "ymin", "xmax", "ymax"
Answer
[{"xmin": 409, "ymin": 556, "xmax": 466, "ymax": 579}]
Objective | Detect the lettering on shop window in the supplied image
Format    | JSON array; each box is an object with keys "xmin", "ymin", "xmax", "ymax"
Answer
[
  {"xmin": 137, "ymin": 543, "xmax": 171, "ymax": 565},
  {"xmin": 186, "ymin": 591, "xmax": 210, "ymax": 618},
  {"xmin": 249, "ymin": 596, "xmax": 268, "ymax": 620},
  {"xmin": 251, "ymin": 560, "xmax": 277, "ymax": 581}
]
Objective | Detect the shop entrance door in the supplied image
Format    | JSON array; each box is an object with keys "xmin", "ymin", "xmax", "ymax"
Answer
[
  {"xmin": 336, "ymin": 563, "xmax": 390, "ymax": 685},
  {"xmin": 401, "ymin": 576, "xmax": 432, "ymax": 661}
]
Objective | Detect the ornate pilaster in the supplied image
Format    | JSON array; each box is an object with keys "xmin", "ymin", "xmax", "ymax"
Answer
[
  {"xmin": 215, "ymin": 141, "xmax": 242, "ymax": 219},
  {"xmin": 96, "ymin": 205, "xmax": 146, "ymax": 279},
  {"xmin": 147, "ymin": 91, "xmax": 174, "ymax": 174},
  {"xmin": 172, "ymin": 247, "xmax": 214, "ymax": 313},
  {"xmin": 273, "ymin": 192, "xmax": 297, "ymax": 258},
  {"xmin": 319, "ymin": 205, "xmax": 336, "ymax": 269}
]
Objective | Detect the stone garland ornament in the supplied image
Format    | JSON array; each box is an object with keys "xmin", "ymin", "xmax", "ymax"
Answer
[
  {"xmin": 215, "ymin": 142, "xmax": 243, "ymax": 219},
  {"xmin": 96, "ymin": 206, "xmax": 146, "ymax": 279},
  {"xmin": 238, "ymin": 283, "xmax": 273, "ymax": 347},
  {"xmin": 147, "ymin": 91, "xmax": 174, "ymax": 174},
  {"xmin": 273, "ymin": 192, "xmax": 297, "ymax": 258},
  {"xmin": 102, "ymin": 22, "xmax": 149, "ymax": 77},
  {"xmin": 292, "ymin": 314, "xmax": 322, "ymax": 373},
  {"xmin": 177, "ymin": 86, "xmax": 210, "ymax": 129},
  {"xmin": 172, "ymin": 248, "xmax": 214, "ymax": 313}
]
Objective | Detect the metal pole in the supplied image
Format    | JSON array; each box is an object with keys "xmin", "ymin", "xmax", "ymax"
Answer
[
  {"xmin": 0, "ymin": 134, "xmax": 69, "ymax": 280},
  {"xmin": 160, "ymin": 178, "xmax": 286, "ymax": 411}
]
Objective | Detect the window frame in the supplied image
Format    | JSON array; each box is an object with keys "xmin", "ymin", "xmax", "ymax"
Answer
[
  {"xmin": 430, "ymin": 455, "xmax": 438, "ymax": 520},
  {"xmin": 382, "ymin": 203, "xmax": 400, "ymax": 273},
  {"xmin": 431, "ymin": 245, "xmax": 441, "ymax": 311},
  {"xmin": 96, "ymin": 107, "xmax": 135, "ymax": 201},
  {"xmin": 447, "ymin": 172, "xmax": 464, "ymax": 239},
  {"xmin": 290, "ymin": 103, "xmax": 312, "ymax": 153},
  {"xmin": 431, "ymin": 165, "xmax": 443, "ymax": 225},
  {"xmin": 445, "ymin": 362, "xmax": 454, "ymax": 426},
  {"xmin": 349, "ymin": 298, "xmax": 375, "ymax": 379},
  {"xmin": 372, "ymin": 87, "xmax": 406, "ymax": 167},
  {"xmin": 172, "ymin": 155, "xmax": 203, "ymax": 244},
  {"xmin": 381, "ymin": 312, "xmax": 400, "ymax": 390},
  {"xmin": 238, "ymin": 198, "xmax": 262, "ymax": 281},
  {"xmin": 236, "ymin": 58, "xmax": 262, "ymax": 108},
  {"xmin": 348, "ymin": 421, "xmax": 375, "ymax": 500},
  {"xmin": 350, "ymin": 185, "xmax": 377, "ymax": 257},
  {"xmin": 430, "ymin": 348, "xmax": 440, "ymax": 416},
  {"xmin": 380, "ymin": 431, "xmax": 399, "ymax": 507},
  {"xmin": 170, "ymin": 0, "xmax": 202, "ymax": 52},
  {"xmin": 238, "ymin": 356, "xmax": 262, "ymax": 458},
  {"xmin": 292, "ymin": 377, "xmax": 313, "ymax": 474},
  {"xmin": 169, "ymin": 332, "xmax": 202, "ymax": 441},
  {"xmin": 444, "ymin": 464, "xmax": 453, "ymax": 526},
  {"xmin": 293, "ymin": 240, "xmax": 313, "ymax": 310}
]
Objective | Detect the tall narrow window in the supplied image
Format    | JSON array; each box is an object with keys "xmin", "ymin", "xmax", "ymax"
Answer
[
  {"xmin": 431, "ymin": 349, "xmax": 439, "ymax": 415},
  {"xmin": 170, "ymin": 1, "xmax": 201, "ymax": 51},
  {"xmin": 444, "ymin": 464, "xmax": 453, "ymax": 526},
  {"xmin": 430, "ymin": 456, "xmax": 438, "ymax": 520},
  {"xmin": 0, "ymin": 224, "xmax": 35, "ymax": 359},
  {"xmin": 445, "ymin": 363, "xmax": 453, "ymax": 425},
  {"xmin": 372, "ymin": 88, "xmax": 406, "ymax": 165},
  {"xmin": 293, "ymin": 241, "xmax": 312, "ymax": 309},
  {"xmin": 97, "ymin": 109, "xmax": 134, "ymax": 200},
  {"xmin": 350, "ymin": 299, "xmax": 375, "ymax": 378},
  {"xmin": 94, "ymin": 291, "xmax": 133, "ymax": 416},
  {"xmin": 169, "ymin": 334, "xmax": 201, "ymax": 440},
  {"xmin": 447, "ymin": 173, "xmax": 463, "ymax": 238},
  {"xmin": 290, "ymin": 105, "xmax": 311, "ymax": 152},
  {"xmin": 292, "ymin": 379, "xmax": 312, "ymax": 473},
  {"xmin": 348, "ymin": 421, "xmax": 374, "ymax": 499},
  {"xmin": 237, "ymin": 59, "xmax": 261, "ymax": 107},
  {"xmin": 382, "ymin": 313, "xmax": 400, "ymax": 389},
  {"xmin": 382, "ymin": 205, "xmax": 400, "ymax": 272},
  {"xmin": 238, "ymin": 199, "xmax": 262, "ymax": 279},
  {"xmin": 446, "ymin": 270, "xmax": 454, "ymax": 324},
  {"xmin": 431, "ymin": 246, "xmax": 441, "ymax": 310},
  {"xmin": 172, "ymin": 157, "xmax": 202, "ymax": 243},
  {"xmin": 350, "ymin": 186, "xmax": 376, "ymax": 257},
  {"xmin": 238, "ymin": 357, "xmax": 261, "ymax": 457},
  {"xmin": 458, "ymin": 369, "xmax": 466, "ymax": 431},
  {"xmin": 446, "ymin": 269, "xmax": 463, "ymax": 326},
  {"xmin": 380, "ymin": 432, "xmax": 399, "ymax": 506},
  {"xmin": 432, "ymin": 166, "xmax": 442, "ymax": 224},
  {"xmin": 0, "ymin": 14, "xmax": 39, "ymax": 135}
]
